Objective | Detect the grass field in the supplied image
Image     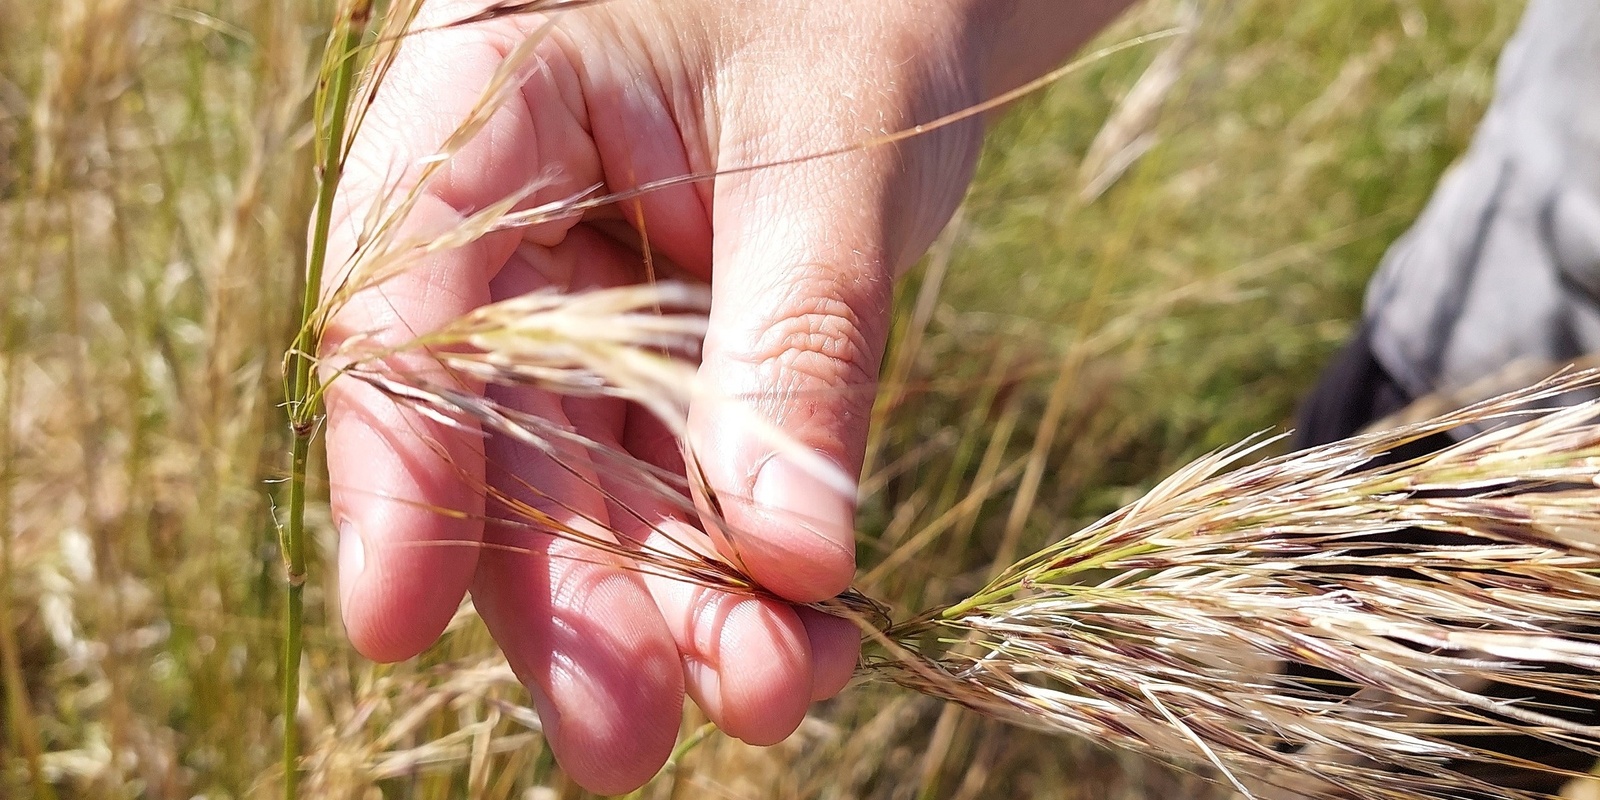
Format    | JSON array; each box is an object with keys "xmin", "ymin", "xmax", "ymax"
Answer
[{"xmin": 0, "ymin": 0, "xmax": 1533, "ymax": 797}]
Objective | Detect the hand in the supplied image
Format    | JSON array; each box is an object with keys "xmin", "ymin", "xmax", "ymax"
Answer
[{"xmin": 321, "ymin": 0, "xmax": 1128, "ymax": 792}]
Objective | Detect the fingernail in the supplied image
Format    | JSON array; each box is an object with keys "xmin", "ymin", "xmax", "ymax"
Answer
[
  {"xmin": 338, "ymin": 518, "xmax": 365, "ymax": 610},
  {"xmin": 751, "ymin": 453, "xmax": 857, "ymax": 557}
]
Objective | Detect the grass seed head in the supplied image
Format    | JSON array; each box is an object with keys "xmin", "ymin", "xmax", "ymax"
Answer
[{"xmin": 874, "ymin": 370, "xmax": 1600, "ymax": 799}]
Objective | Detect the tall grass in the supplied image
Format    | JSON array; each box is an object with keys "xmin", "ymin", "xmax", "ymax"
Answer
[
  {"xmin": 1, "ymin": 0, "xmax": 1543, "ymax": 798},
  {"xmin": 3, "ymin": 0, "xmax": 323, "ymax": 794}
]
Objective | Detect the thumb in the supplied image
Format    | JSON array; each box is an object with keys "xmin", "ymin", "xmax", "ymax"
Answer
[{"xmin": 690, "ymin": 72, "xmax": 981, "ymax": 604}]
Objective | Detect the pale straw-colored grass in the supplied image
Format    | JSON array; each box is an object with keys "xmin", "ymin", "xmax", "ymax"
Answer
[{"xmin": 878, "ymin": 373, "xmax": 1600, "ymax": 799}]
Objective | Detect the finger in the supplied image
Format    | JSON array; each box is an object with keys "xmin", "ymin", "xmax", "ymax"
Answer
[
  {"xmin": 471, "ymin": 446, "xmax": 684, "ymax": 795},
  {"xmin": 798, "ymin": 607, "xmax": 861, "ymax": 701},
  {"xmin": 691, "ymin": 74, "xmax": 981, "ymax": 604},
  {"xmin": 604, "ymin": 406, "xmax": 818, "ymax": 743},
  {"xmin": 558, "ymin": 17, "xmax": 716, "ymax": 277},
  {"xmin": 637, "ymin": 540, "xmax": 814, "ymax": 746},
  {"xmin": 522, "ymin": 231, "xmax": 823, "ymax": 746},
  {"xmin": 471, "ymin": 250, "xmax": 682, "ymax": 795},
  {"xmin": 322, "ymin": 6, "xmax": 599, "ymax": 661},
  {"xmin": 627, "ymin": 531, "xmax": 858, "ymax": 733}
]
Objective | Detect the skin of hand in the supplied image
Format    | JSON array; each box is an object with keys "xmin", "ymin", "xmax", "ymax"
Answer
[{"xmin": 321, "ymin": 0, "xmax": 1132, "ymax": 793}]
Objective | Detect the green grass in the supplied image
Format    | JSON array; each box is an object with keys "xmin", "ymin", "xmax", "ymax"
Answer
[{"xmin": 0, "ymin": 0, "xmax": 1531, "ymax": 797}]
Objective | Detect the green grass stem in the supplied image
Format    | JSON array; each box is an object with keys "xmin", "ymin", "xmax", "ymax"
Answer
[{"xmin": 283, "ymin": 2, "xmax": 369, "ymax": 796}]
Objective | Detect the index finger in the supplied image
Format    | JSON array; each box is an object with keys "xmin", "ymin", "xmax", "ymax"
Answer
[{"xmin": 320, "ymin": 4, "xmax": 598, "ymax": 661}]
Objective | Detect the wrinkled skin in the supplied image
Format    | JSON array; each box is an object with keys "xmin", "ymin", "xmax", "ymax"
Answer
[{"xmin": 321, "ymin": 0, "xmax": 1129, "ymax": 793}]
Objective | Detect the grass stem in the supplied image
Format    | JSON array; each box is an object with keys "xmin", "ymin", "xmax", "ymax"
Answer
[{"xmin": 282, "ymin": 2, "xmax": 370, "ymax": 796}]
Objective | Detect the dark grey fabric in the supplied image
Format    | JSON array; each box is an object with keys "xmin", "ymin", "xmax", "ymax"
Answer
[
  {"xmin": 1291, "ymin": 321, "xmax": 1416, "ymax": 448},
  {"xmin": 1364, "ymin": 0, "xmax": 1600, "ymax": 402}
]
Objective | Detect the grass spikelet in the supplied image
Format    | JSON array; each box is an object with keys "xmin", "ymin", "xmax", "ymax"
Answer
[
  {"xmin": 341, "ymin": 282, "xmax": 711, "ymax": 435},
  {"xmin": 331, "ymin": 280, "xmax": 870, "ymax": 604},
  {"xmin": 874, "ymin": 371, "xmax": 1600, "ymax": 799}
]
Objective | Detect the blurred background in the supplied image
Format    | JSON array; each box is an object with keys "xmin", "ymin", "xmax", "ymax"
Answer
[{"xmin": 0, "ymin": 0, "xmax": 1548, "ymax": 797}]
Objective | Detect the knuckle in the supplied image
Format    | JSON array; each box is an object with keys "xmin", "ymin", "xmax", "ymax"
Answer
[{"xmin": 741, "ymin": 279, "xmax": 881, "ymax": 392}]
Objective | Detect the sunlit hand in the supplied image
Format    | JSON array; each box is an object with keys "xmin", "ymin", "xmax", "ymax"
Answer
[{"xmin": 321, "ymin": 0, "xmax": 1127, "ymax": 792}]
